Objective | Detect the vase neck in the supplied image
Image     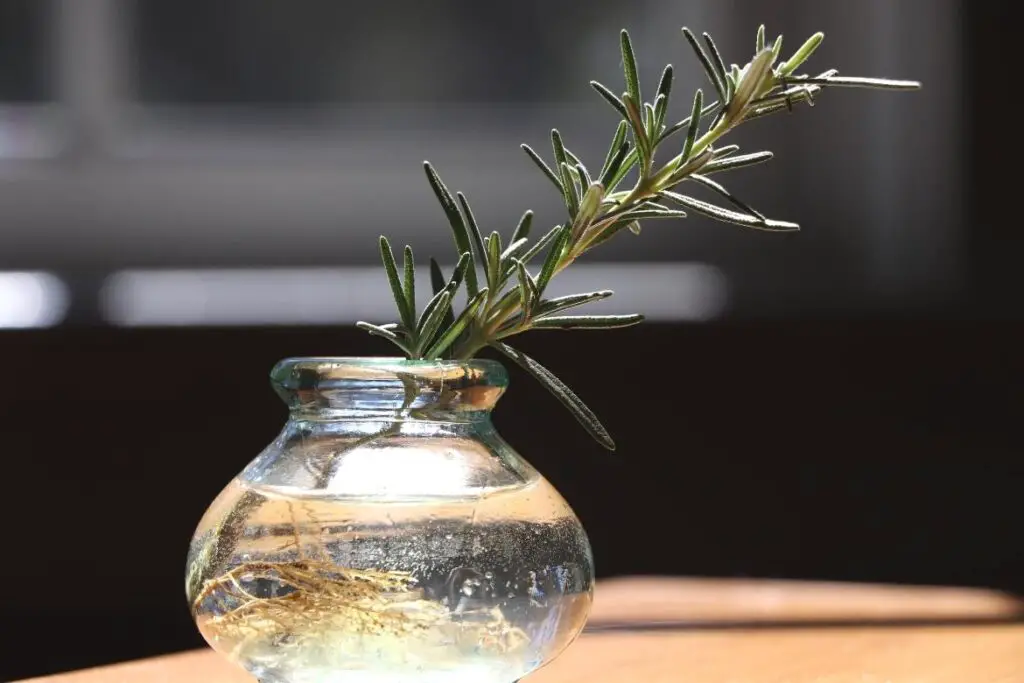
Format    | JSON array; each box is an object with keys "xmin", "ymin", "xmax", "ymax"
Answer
[{"xmin": 269, "ymin": 357, "xmax": 509, "ymax": 422}]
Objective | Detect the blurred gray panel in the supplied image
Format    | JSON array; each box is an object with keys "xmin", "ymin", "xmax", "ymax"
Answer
[{"xmin": 0, "ymin": 0, "xmax": 961, "ymax": 317}]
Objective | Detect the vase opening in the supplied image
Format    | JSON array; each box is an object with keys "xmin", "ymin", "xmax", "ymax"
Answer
[{"xmin": 270, "ymin": 357, "xmax": 509, "ymax": 421}]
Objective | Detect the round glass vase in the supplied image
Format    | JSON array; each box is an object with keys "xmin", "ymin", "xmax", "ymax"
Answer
[{"xmin": 185, "ymin": 357, "xmax": 594, "ymax": 683}]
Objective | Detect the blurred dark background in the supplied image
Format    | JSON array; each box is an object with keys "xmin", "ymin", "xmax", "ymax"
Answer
[{"xmin": 1, "ymin": 1, "xmax": 1020, "ymax": 680}]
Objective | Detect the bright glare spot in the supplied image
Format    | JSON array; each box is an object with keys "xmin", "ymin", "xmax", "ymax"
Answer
[
  {"xmin": 0, "ymin": 272, "xmax": 70, "ymax": 328},
  {"xmin": 324, "ymin": 446, "xmax": 470, "ymax": 497}
]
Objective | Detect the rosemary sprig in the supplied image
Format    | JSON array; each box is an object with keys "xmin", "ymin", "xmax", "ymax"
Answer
[{"xmin": 358, "ymin": 25, "xmax": 920, "ymax": 449}]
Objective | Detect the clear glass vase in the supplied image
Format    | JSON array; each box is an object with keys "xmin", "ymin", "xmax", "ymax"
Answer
[{"xmin": 185, "ymin": 357, "xmax": 594, "ymax": 683}]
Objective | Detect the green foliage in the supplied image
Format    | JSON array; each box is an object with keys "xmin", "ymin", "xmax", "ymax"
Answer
[{"xmin": 359, "ymin": 24, "xmax": 919, "ymax": 449}]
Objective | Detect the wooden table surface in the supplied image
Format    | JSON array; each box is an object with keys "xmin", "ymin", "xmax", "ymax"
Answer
[{"xmin": 21, "ymin": 577, "xmax": 1024, "ymax": 682}]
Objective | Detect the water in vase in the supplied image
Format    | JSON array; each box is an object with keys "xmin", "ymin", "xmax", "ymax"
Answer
[{"xmin": 186, "ymin": 477, "xmax": 593, "ymax": 683}]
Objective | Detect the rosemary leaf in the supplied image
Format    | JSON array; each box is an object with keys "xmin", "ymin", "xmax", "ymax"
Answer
[
  {"xmin": 643, "ymin": 102, "xmax": 657, "ymax": 135},
  {"xmin": 532, "ymin": 314, "xmax": 644, "ymax": 330},
  {"xmin": 622, "ymin": 94, "xmax": 650, "ymax": 171},
  {"xmin": 402, "ymin": 245, "xmax": 416, "ymax": 324},
  {"xmin": 682, "ymin": 27, "xmax": 727, "ymax": 102},
  {"xmin": 536, "ymin": 290, "xmax": 614, "ymax": 317},
  {"xmin": 551, "ymin": 130, "xmax": 579, "ymax": 217},
  {"xmin": 537, "ymin": 226, "xmax": 569, "ymax": 293},
  {"xmin": 456, "ymin": 192, "xmax": 488, "ymax": 265},
  {"xmin": 511, "ymin": 210, "xmax": 534, "ymax": 243},
  {"xmin": 486, "ymin": 232, "xmax": 502, "ymax": 292},
  {"xmin": 700, "ymin": 151, "xmax": 774, "ymax": 174},
  {"xmin": 428, "ymin": 258, "xmax": 455, "ymax": 333},
  {"xmin": 702, "ymin": 32, "xmax": 731, "ymax": 99},
  {"xmin": 515, "ymin": 259, "xmax": 539, "ymax": 315},
  {"xmin": 712, "ymin": 144, "xmax": 741, "ymax": 158},
  {"xmin": 590, "ymin": 80, "xmax": 629, "ymax": 119},
  {"xmin": 655, "ymin": 65, "xmax": 674, "ymax": 121},
  {"xmin": 600, "ymin": 121, "xmax": 629, "ymax": 179},
  {"xmin": 521, "ymin": 144, "xmax": 564, "ymax": 193},
  {"xmin": 415, "ymin": 290, "xmax": 453, "ymax": 356},
  {"xmin": 449, "ymin": 251, "xmax": 472, "ymax": 291},
  {"xmin": 756, "ymin": 24, "xmax": 766, "ymax": 53},
  {"xmin": 574, "ymin": 161, "xmax": 593, "ymax": 189},
  {"xmin": 501, "ymin": 237, "xmax": 530, "ymax": 265},
  {"xmin": 771, "ymin": 35, "xmax": 784, "ymax": 63},
  {"xmin": 682, "ymin": 88, "xmax": 704, "ymax": 160},
  {"xmin": 600, "ymin": 140, "xmax": 631, "ymax": 188},
  {"xmin": 663, "ymin": 190, "xmax": 799, "ymax": 231},
  {"xmin": 786, "ymin": 75, "xmax": 922, "ymax": 90},
  {"xmin": 520, "ymin": 224, "xmax": 564, "ymax": 264},
  {"xmin": 492, "ymin": 342, "xmax": 615, "ymax": 451},
  {"xmin": 379, "ymin": 236, "xmax": 412, "ymax": 329},
  {"xmin": 620, "ymin": 29, "xmax": 642, "ymax": 106},
  {"xmin": 423, "ymin": 162, "xmax": 479, "ymax": 295},
  {"xmin": 583, "ymin": 218, "xmax": 640, "ymax": 250},
  {"xmin": 622, "ymin": 207, "xmax": 688, "ymax": 220},
  {"xmin": 424, "ymin": 288, "xmax": 488, "ymax": 359},
  {"xmin": 606, "ymin": 146, "xmax": 640, "ymax": 192},
  {"xmin": 778, "ymin": 32, "xmax": 824, "ymax": 76},
  {"xmin": 688, "ymin": 173, "xmax": 766, "ymax": 220},
  {"xmin": 356, "ymin": 322, "xmax": 414, "ymax": 355}
]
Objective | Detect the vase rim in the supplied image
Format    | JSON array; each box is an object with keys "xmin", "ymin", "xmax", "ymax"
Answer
[
  {"xmin": 272, "ymin": 356, "xmax": 506, "ymax": 375},
  {"xmin": 270, "ymin": 356, "xmax": 509, "ymax": 417}
]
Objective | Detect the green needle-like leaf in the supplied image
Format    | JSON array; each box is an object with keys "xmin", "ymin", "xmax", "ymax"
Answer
[
  {"xmin": 520, "ymin": 224, "xmax": 564, "ymax": 265},
  {"xmin": 456, "ymin": 192, "xmax": 488, "ymax": 265},
  {"xmin": 622, "ymin": 94, "xmax": 650, "ymax": 171},
  {"xmin": 424, "ymin": 289, "xmax": 488, "ymax": 359},
  {"xmin": 785, "ymin": 75, "xmax": 921, "ymax": 90},
  {"xmin": 600, "ymin": 121, "xmax": 629, "ymax": 179},
  {"xmin": 756, "ymin": 25, "xmax": 766, "ymax": 53},
  {"xmin": 571, "ymin": 158, "xmax": 593, "ymax": 188},
  {"xmin": 551, "ymin": 130, "xmax": 579, "ymax": 218},
  {"xmin": 428, "ymin": 258, "xmax": 456, "ymax": 334},
  {"xmin": 402, "ymin": 245, "xmax": 416, "ymax": 323},
  {"xmin": 423, "ymin": 162, "xmax": 479, "ymax": 295},
  {"xmin": 356, "ymin": 321, "xmax": 413, "ymax": 355},
  {"xmin": 682, "ymin": 27, "xmax": 727, "ymax": 102},
  {"xmin": 511, "ymin": 210, "xmax": 534, "ymax": 243},
  {"xmin": 537, "ymin": 226, "xmax": 568, "ymax": 293},
  {"xmin": 486, "ymin": 231, "xmax": 502, "ymax": 292},
  {"xmin": 702, "ymin": 32, "xmax": 730, "ymax": 97},
  {"xmin": 620, "ymin": 29, "xmax": 642, "ymax": 106},
  {"xmin": 655, "ymin": 65, "xmax": 671, "ymax": 109},
  {"xmin": 514, "ymin": 258, "xmax": 539, "ymax": 315},
  {"xmin": 492, "ymin": 342, "xmax": 615, "ymax": 451},
  {"xmin": 379, "ymin": 236, "xmax": 412, "ymax": 329},
  {"xmin": 688, "ymin": 173, "xmax": 766, "ymax": 220},
  {"xmin": 600, "ymin": 141, "xmax": 631, "ymax": 189},
  {"xmin": 779, "ymin": 32, "xmax": 824, "ymax": 76},
  {"xmin": 415, "ymin": 291, "xmax": 452, "ymax": 356},
  {"xmin": 501, "ymin": 237, "xmax": 530, "ymax": 266},
  {"xmin": 536, "ymin": 290, "xmax": 614, "ymax": 317},
  {"xmin": 663, "ymin": 190, "xmax": 799, "ymax": 231},
  {"xmin": 682, "ymin": 88, "xmax": 704, "ymax": 161},
  {"xmin": 521, "ymin": 144, "xmax": 564, "ymax": 194},
  {"xmin": 532, "ymin": 314, "xmax": 645, "ymax": 330},
  {"xmin": 590, "ymin": 80, "xmax": 629, "ymax": 119},
  {"xmin": 643, "ymin": 102, "xmax": 657, "ymax": 133},
  {"xmin": 700, "ymin": 151, "xmax": 774, "ymax": 174}
]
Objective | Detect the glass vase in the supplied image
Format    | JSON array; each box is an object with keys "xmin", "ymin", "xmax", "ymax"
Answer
[{"xmin": 185, "ymin": 357, "xmax": 594, "ymax": 683}]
